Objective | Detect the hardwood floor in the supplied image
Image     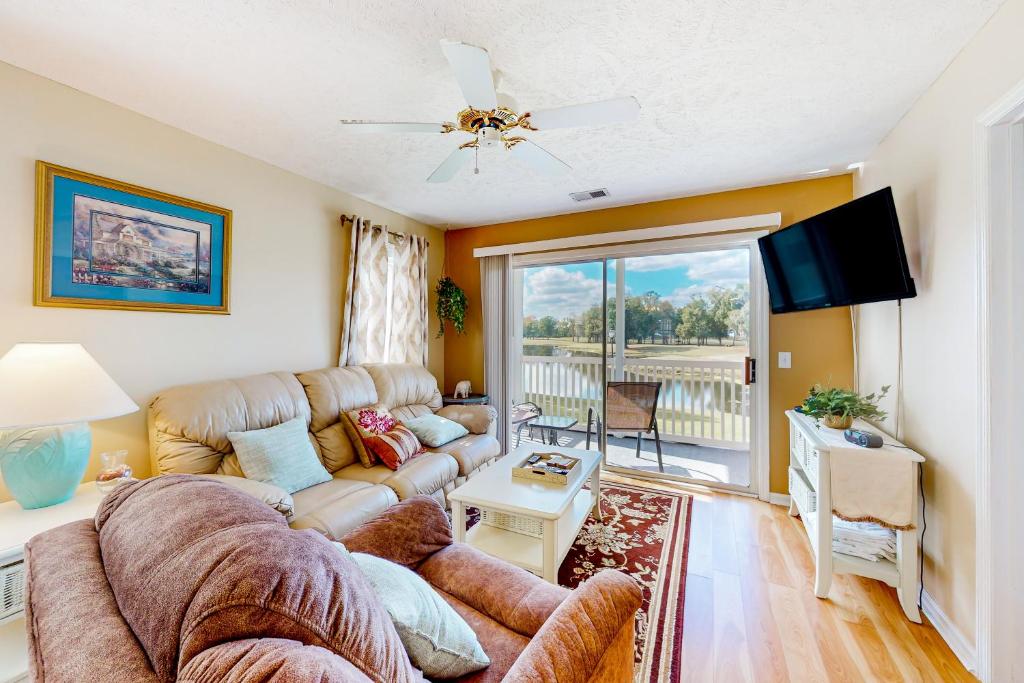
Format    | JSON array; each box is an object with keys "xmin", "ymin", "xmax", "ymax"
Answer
[{"xmin": 605, "ymin": 474, "xmax": 975, "ymax": 682}]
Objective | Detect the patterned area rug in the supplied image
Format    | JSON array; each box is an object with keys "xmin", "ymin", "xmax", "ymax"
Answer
[{"xmin": 466, "ymin": 481, "xmax": 692, "ymax": 682}]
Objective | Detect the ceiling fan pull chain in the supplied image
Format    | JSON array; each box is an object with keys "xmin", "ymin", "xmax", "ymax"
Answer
[{"xmin": 474, "ymin": 144, "xmax": 480, "ymax": 175}]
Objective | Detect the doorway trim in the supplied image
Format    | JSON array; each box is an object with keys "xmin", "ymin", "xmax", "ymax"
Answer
[
  {"xmin": 473, "ymin": 212, "xmax": 781, "ymax": 258},
  {"xmin": 974, "ymin": 76, "xmax": 1024, "ymax": 683}
]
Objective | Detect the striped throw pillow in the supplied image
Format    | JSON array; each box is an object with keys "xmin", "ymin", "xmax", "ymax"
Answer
[{"xmin": 344, "ymin": 408, "xmax": 425, "ymax": 470}]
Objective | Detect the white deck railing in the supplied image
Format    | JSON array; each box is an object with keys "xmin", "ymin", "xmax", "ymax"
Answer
[{"xmin": 521, "ymin": 356, "xmax": 750, "ymax": 449}]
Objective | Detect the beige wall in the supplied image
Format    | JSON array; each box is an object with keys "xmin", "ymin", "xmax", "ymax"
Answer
[
  {"xmin": 854, "ymin": 0, "xmax": 1024, "ymax": 649},
  {"xmin": 0, "ymin": 61, "xmax": 443, "ymax": 501},
  {"xmin": 444, "ymin": 175, "xmax": 855, "ymax": 494}
]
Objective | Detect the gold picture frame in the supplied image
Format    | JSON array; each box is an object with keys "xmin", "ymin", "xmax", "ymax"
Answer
[{"xmin": 34, "ymin": 161, "xmax": 232, "ymax": 314}]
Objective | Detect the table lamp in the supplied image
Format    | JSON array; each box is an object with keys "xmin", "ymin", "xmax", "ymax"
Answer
[{"xmin": 0, "ymin": 343, "xmax": 138, "ymax": 509}]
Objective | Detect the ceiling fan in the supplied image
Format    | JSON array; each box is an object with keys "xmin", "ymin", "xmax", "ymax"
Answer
[{"xmin": 340, "ymin": 40, "xmax": 641, "ymax": 183}]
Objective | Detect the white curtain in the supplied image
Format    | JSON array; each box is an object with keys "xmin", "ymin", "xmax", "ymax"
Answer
[
  {"xmin": 480, "ymin": 254, "xmax": 513, "ymax": 452},
  {"xmin": 339, "ymin": 216, "xmax": 428, "ymax": 366}
]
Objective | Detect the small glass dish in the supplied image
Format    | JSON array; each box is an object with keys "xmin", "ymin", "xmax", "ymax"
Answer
[{"xmin": 95, "ymin": 450, "xmax": 133, "ymax": 493}]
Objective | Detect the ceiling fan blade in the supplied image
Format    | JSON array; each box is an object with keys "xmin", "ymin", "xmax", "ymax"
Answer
[
  {"xmin": 339, "ymin": 121, "xmax": 449, "ymax": 133},
  {"xmin": 440, "ymin": 39, "xmax": 498, "ymax": 110},
  {"xmin": 427, "ymin": 146, "xmax": 474, "ymax": 183},
  {"xmin": 509, "ymin": 140, "xmax": 571, "ymax": 176},
  {"xmin": 526, "ymin": 96, "xmax": 640, "ymax": 130}
]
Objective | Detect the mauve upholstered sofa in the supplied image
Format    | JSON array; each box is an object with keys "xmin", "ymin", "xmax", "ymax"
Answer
[{"xmin": 25, "ymin": 475, "xmax": 642, "ymax": 682}]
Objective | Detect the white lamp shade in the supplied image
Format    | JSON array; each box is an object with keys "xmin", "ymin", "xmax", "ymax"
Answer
[{"xmin": 0, "ymin": 343, "xmax": 139, "ymax": 429}]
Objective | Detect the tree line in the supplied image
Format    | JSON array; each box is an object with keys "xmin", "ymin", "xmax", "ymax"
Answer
[{"xmin": 523, "ymin": 284, "xmax": 749, "ymax": 347}]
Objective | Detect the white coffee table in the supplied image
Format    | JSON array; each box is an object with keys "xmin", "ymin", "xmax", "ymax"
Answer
[{"xmin": 449, "ymin": 444, "xmax": 602, "ymax": 583}]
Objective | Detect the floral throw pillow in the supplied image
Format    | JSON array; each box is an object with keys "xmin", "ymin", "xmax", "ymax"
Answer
[{"xmin": 342, "ymin": 407, "xmax": 424, "ymax": 470}]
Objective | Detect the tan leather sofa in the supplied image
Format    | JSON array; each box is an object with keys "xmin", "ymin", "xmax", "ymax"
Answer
[{"xmin": 148, "ymin": 363, "xmax": 500, "ymax": 539}]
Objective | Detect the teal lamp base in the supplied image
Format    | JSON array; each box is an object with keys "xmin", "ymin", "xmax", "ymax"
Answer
[{"xmin": 0, "ymin": 423, "xmax": 91, "ymax": 509}]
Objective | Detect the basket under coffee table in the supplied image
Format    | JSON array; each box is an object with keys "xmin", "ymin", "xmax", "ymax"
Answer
[{"xmin": 448, "ymin": 444, "xmax": 602, "ymax": 583}]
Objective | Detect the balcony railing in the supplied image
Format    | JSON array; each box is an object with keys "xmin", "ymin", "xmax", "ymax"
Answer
[{"xmin": 521, "ymin": 356, "xmax": 750, "ymax": 449}]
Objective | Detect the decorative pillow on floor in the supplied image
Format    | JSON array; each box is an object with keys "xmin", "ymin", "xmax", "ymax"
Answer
[
  {"xmin": 343, "ymin": 407, "xmax": 424, "ymax": 470},
  {"xmin": 332, "ymin": 542, "xmax": 490, "ymax": 678},
  {"xmin": 403, "ymin": 414, "xmax": 469, "ymax": 448},
  {"xmin": 227, "ymin": 417, "xmax": 331, "ymax": 494}
]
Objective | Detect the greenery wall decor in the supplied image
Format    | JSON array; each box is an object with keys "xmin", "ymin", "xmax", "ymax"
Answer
[{"xmin": 435, "ymin": 276, "xmax": 467, "ymax": 337}]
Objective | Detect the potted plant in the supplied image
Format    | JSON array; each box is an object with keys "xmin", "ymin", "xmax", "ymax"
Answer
[
  {"xmin": 800, "ymin": 383, "xmax": 889, "ymax": 429},
  {"xmin": 435, "ymin": 276, "xmax": 467, "ymax": 338}
]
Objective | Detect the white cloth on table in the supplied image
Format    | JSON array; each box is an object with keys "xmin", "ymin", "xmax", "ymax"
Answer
[{"xmin": 812, "ymin": 421, "xmax": 924, "ymax": 529}]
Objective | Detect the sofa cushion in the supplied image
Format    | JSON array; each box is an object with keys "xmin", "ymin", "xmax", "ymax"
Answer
[
  {"xmin": 296, "ymin": 366, "xmax": 379, "ymax": 472},
  {"xmin": 436, "ymin": 590, "xmax": 530, "ymax": 683},
  {"xmin": 199, "ymin": 474, "xmax": 295, "ymax": 518},
  {"xmin": 228, "ymin": 417, "xmax": 332, "ymax": 493},
  {"xmin": 178, "ymin": 639, "xmax": 376, "ymax": 682},
  {"xmin": 290, "ymin": 477, "xmax": 398, "ymax": 540},
  {"xmin": 337, "ymin": 452, "xmax": 459, "ymax": 501},
  {"xmin": 427, "ymin": 434, "xmax": 501, "ymax": 477},
  {"xmin": 436, "ymin": 404, "xmax": 497, "ymax": 436},
  {"xmin": 404, "ymin": 413, "xmax": 469, "ymax": 448},
  {"xmin": 94, "ymin": 475, "xmax": 419, "ymax": 682},
  {"xmin": 334, "ymin": 543, "xmax": 490, "ymax": 678},
  {"xmin": 364, "ymin": 363, "xmax": 443, "ymax": 413},
  {"xmin": 148, "ymin": 371, "xmax": 316, "ymax": 476}
]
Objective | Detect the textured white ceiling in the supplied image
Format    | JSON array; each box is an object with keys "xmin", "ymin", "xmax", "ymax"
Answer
[{"xmin": 0, "ymin": 1, "xmax": 1003, "ymax": 228}]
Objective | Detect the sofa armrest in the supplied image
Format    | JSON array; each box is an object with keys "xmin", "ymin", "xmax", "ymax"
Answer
[
  {"xmin": 340, "ymin": 495, "xmax": 452, "ymax": 568},
  {"xmin": 501, "ymin": 570, "xmax": 642, "ymax": 683},
  {"xmin": 436, "ymin": 404, "xmax": 497, "ymax": 436},
  {"xmin": 199, "ymin": 474, "xmax": 294, "ymax": 519},
  {"xmin": 179, "ymin": 638, "xmax": 376, "ymax": 682},
  {"xmin": 417, "ymin": 543, "xmax": 569, "ymax": 637}
]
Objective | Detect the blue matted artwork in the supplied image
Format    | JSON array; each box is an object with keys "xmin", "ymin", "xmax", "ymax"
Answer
[{"xmin": 35, "ymin": 162, "xmax": 231, "ymax": 313}]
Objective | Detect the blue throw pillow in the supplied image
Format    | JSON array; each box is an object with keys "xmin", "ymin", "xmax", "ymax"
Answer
[
  {"xmin": 403, "ymin": 413, "xmax": 469, "ymax": 448},
  {"xmin": 227, "ymin": 417, "xmax": 331, "ymax": 494}
]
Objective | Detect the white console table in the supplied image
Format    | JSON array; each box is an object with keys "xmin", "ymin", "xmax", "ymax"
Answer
[{"xmin": 785, "ymin": 409, "xmax": 923, "ymax": 622}]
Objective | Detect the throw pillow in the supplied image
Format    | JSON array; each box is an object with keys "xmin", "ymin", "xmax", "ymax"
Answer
[
  {"xmin": 403, "ymin": 413, "xmax": 469, "ymax": 448},
  {"xmin": 332, "ymin": 542, "xmax": 490, "ymax": 678},
  {"xmin": 227, "ymin": 417, "xmax": 331, "ymax": 494},
  {"xmin": 344, "ymin": 407, "xmax": 425, "ymax": 470},
  {"xmin": 341, "ymin": 406, "xmax": 393, "ymax": 467}
]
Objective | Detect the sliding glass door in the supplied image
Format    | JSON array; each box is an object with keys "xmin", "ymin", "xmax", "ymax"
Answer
[{"xmin": 508, "ymin": 232, "xmax": 765, "ymax": 496}]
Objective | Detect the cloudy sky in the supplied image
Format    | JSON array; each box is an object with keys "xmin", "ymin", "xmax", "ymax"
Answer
[{"xmin": 522, "ymin": 248, "xmax": 749, "ymax": 320}]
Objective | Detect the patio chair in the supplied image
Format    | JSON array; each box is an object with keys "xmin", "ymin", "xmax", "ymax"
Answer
[
  {"xmin": 510, "ymin": 400, "xmax": 543, "ymax": 448},
  {"xmin": 586, "ymin": 382, "xmax": 664, "ymax": 472}
]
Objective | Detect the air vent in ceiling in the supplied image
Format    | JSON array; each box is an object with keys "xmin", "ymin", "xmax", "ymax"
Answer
[{"xmin": 569, "ymin": 188, "xmax": 610, "ymax": 202}]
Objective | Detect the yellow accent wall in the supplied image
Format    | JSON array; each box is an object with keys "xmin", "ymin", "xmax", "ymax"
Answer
[
  {"xmin": 444, "ymin": 175, "xmax": 854, "ymax": 493},
  {"xmin": 0, "ymin": 60, "xmax": 443, "ymax": 502}
]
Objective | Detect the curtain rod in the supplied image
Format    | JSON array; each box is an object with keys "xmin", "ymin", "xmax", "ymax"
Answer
[{"xmin": 341, "ymin": 214, "xmax": 428, "ymax": 246}]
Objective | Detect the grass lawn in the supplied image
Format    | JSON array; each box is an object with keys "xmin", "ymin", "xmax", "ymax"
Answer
[{"xmin": 523, "ymin": 338, "xmax": 748, "ymax": 361}]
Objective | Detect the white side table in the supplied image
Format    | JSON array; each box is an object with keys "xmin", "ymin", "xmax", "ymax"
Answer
[
  {"xmin": 785, "ymin": 410, "xmax": 924, "ymax": 622},
  {"xmin": 0, "ymin": 483, "xmax": 105, "ymax": 683}
]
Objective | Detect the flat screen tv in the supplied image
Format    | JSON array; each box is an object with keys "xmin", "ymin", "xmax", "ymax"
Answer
[{"xmin": 758, "ymin": 187, "xmax": 916, "ymax": 314}]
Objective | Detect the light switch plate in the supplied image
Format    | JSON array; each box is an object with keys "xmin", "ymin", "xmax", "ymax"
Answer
[{"xmin": 778, "ymin": 351, "xmax": 792, "ymax": 369}]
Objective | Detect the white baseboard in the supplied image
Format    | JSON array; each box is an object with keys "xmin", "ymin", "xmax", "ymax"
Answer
[
  {"xmin": 921, "ymin": 590, "xmax": 977, "ymax": 675},
  {"xmin": 768, "ymin": 492, "xmax": 791, "ymax": 507}
]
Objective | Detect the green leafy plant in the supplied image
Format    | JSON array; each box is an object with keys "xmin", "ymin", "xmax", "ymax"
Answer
[
  {"xmin": 435, "ymin": 276, "xmax": 467, "ymax": 338},
  {"xmin": 801, "ymin": 384, "xmax": 889, "ymax": 423}
]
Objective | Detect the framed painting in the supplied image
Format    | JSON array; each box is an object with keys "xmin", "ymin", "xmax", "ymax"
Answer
[{"xmin": 34, "ymin": 161, "xmax": 231, "ymax": 314}]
